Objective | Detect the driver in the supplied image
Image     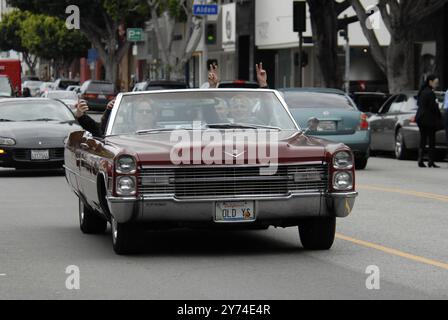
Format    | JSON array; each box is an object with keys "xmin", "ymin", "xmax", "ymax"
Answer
[{"xmin": 125, "ymin": 97, "xmax": 157, "ymax": 133}]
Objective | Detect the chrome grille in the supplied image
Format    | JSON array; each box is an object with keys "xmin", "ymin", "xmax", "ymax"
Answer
[{"xmin": 138, "ymin": 164, "xmax": 328, "ymax": 198}]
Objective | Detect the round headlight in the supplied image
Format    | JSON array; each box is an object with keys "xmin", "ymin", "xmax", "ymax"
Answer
[
  {"xmin": 333, "ymin": 151, "xmax": 353, "ymax": 169},
  {"xmin": 116, "ymin": 155, "xmax": 137, "ymax": 174},
  {"xmin": 0, "ymin": 137, "xmax": 16, "ymax": 146},
  {"xmin": 333, "ymin": 172, "xmax": 353, "ymax": 191},
  {"xmin": 116, "ymin": 176, "xmax": 136, "ymax": 196}
]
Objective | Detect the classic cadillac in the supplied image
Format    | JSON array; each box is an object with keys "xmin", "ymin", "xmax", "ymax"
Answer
[{"xmin": 64, "ymin": 89, "xmax": 358, "ymax": 255}]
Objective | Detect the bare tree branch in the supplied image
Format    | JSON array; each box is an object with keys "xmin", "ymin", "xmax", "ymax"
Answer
[{"xmin": 351, "ymin": 0, "xmax": 387, "ymax": 73}]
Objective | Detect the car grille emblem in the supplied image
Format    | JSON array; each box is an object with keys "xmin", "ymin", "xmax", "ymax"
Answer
[{"xmin": 224, "ymin": 150, "xmax": 246, "ymax": 158}]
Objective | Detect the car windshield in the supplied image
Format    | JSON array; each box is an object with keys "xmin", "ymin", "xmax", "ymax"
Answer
[
  {"xmin": 110, "ymin": 91, "xmax": 297, "ymax": 135},
  {"xmin": 0, "ymin": 100, "xmax": 75, "ymax": 122},
  {"xmin": 283, "ymin": 92, "xmax": 356, "ymax": 110},
  {"xmin": 0, "ymin": 78, "xmax": 12, "ymax": 96},
  {"xmin": 47, "ymin": 91, "xmax": 78, "ymax": 100}
]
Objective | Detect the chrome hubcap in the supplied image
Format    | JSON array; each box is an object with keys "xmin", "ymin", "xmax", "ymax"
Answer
[
  {"xmin": 112, "ymin": 218, "xmax": 118, "ymax": 244},
  {"xmin": 396, "ymin": 136, "xmax": 402, "ymax": 157},
  {"xmin": 79, "ymin": 202, "xmax": 85, "ymax": 224}
]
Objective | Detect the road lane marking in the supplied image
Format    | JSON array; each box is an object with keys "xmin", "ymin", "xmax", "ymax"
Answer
[
  {"xmin": 358, "ymin": 185, "xmax": 448, "ymax": 202},
  {"xmin": 336, "ymin": 234, "xmax": 448, "ymax": 271}
]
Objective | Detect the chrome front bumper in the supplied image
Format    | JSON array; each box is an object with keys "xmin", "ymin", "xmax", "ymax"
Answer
[{"xmin": 106, "ymin": 192, "xmax": 358, "ymax": 224}]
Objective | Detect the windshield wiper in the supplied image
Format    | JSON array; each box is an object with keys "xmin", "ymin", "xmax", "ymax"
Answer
[
  {"xmin": 26, "ymin": 118, "xmax": 59, "ymax": 122},
  {"xmin": 136, "ymin": 128, "xmax": 177, "ymax": 135},
  {"xmin": 207, "ymin": 123, "xmax": 281, "ymax": 131},
  {"xmin": 0, "ymin": 118, "xmax": 14, "ymax": 122}
]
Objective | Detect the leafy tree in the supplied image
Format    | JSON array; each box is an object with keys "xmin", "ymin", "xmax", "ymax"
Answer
[
  {"xmin": 0, "ymin": 10, "xmax": 38, "ymax": 74},
  {"xmin": 20, "ymin": 14, "xmax": 90, "ymax": 78},
  {"xmin": 351, "ymin": 0, "xmax": 448, "ymax": 93},
  {"xmin": 7, "ymin": 0, "xmax": 149, "ymax": 87}
]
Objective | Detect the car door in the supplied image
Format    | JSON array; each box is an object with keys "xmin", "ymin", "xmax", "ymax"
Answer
[
  {"xmin": 380, "ymin": 95, "xmax": 407, "ymax": 151},
  {"xmin": 370, "ymin": 95, "xmax": 397, "ymax": 150},
  {"xmin": 78, "ymin": 133, "xmax": 103, "ymax": 210}
]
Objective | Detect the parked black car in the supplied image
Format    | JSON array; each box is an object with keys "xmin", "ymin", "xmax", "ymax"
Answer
[
  {"xmin": 351, "ymin": 92, "xmax": 389, "ymax": 116},
  {"xmin": 218, "ymin": 80, "xmax": 260, "ymax": 89},
  {"xmin": 132, "ymin": 80, "xmax": 189, "ymax": 91},
  {"xmin": 78, "ymin": 80, "xmax": 116, "ymax": 112}
]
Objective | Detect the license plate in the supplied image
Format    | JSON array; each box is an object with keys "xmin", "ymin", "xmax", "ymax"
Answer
[
  {"xmin": 31, "ymin": 150, "xmax": 50, "ymax": 160},
  {"xmin": 318, "ymin": 121, "xmax": 337, "ymax": 131},
  {"xmin": 98, "ymin": 94, "xmax": 106, "ymax": 99},
  {"xmin": 215, "ymin": 201, "xmax": 255, "ymax": 222}
]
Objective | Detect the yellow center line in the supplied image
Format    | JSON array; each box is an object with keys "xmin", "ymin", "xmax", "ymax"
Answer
[
  {"xmin": 336, "ymin": 234, "xmax": 448, "ymax": 271},
  {"xmin": 358, "ymin": 185, "xmax": 448, "ymax": 202}
]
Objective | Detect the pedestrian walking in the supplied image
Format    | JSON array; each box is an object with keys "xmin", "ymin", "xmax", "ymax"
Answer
[{"xmin": 416, "ymin": 74, "xmax": 442, "ymax": 168}]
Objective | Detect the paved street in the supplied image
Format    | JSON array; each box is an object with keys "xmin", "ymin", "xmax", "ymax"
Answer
[{"xmin": 0, "ymin": 157, "xmax": 447, "ymax": 300}]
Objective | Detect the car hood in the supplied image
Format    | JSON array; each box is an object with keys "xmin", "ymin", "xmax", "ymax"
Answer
[
  {"xmin": 105, "ymin": 131, "xmax": 338, "ymax": 165},
  {"xmin": 0, "ymin": 121, "xmax": 81, "ymax": 148}
]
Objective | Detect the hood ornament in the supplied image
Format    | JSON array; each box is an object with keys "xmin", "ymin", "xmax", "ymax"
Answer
[{"xmin": 225, "ymin": 149, "xmax": 246, "ymax": 159}]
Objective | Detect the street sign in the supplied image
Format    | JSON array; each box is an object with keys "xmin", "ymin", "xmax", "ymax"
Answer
[
  {"xmin": 193, "ymin": 4, "xmax": 218, "ymax": 16},
  {"xmin": 87, "ymin": 48, "xmax": 98, "ymax": 64},
  {"xmin": 127, "ymin": 28, "xmax": 144, "ymax": 42}
]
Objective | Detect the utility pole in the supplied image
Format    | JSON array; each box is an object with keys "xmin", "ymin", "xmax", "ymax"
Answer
[
  {"xmin": 298, "ymin": 32, "xmax": 303, "ymax": 87},
  {"xmin": 293, "ymin": 1, "xmax": 306, "ymax": 88},
  {"xmin": 341, "ymin": 15, "xmax": 350, "ymax": 94}
]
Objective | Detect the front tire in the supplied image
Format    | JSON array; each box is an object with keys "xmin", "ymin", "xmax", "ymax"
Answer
[
  {"xmin": 355, "ymin": 158, "xmax": 368, "ymax": 170},
  {"xmin": 299, "ymin": 217, "xmax": 336, "ymax": 250},
  {"xmin": 395, "ymin": 129, "xmax": 408, "ymax": 160},
  {"xmin": 79, "ymin": 199, "xmax": 107, "ymax": 234},
  {"xmin": 111, "ymin": 217, "xmax": 141, "ymax": 255}
]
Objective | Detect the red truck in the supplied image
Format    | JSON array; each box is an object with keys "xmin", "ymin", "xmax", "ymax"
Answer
[{"xmin": 0, "ymin": 59, "xmax": 22, "ymax": 96}]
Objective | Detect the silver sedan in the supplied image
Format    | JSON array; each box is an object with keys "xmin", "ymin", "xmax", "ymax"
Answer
[{"xmin": 369, "ymin": 91, "xmax": 446, "ymax": 160}]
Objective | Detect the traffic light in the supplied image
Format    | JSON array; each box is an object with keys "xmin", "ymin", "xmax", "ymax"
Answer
[
  {"xmin": 205, "ymin": 23, "xmax": 217, "ymax": 45},
  {"xmin": 293, "ymin": 1, "xmax": 306, "ymax": 33}
]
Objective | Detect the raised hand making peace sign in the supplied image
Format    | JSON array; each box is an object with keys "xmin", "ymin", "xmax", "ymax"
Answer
[{"xmin": 255, "ymin": 62, "xmax": 268, "ymax": 88}]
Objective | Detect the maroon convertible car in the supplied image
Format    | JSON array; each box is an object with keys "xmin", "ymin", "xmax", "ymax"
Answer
[{"xmin": 64, "ymin": 89, "xmax": 358, "ymax": 255}]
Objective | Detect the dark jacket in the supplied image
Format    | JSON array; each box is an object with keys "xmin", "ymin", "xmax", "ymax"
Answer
[
  {"xmin": 77, "ymin": 109, "xmax": 112, "ymax": 138},
  {"xmin": 416, "ymin": 87, "xmax": 442, "ymax": 128}
]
